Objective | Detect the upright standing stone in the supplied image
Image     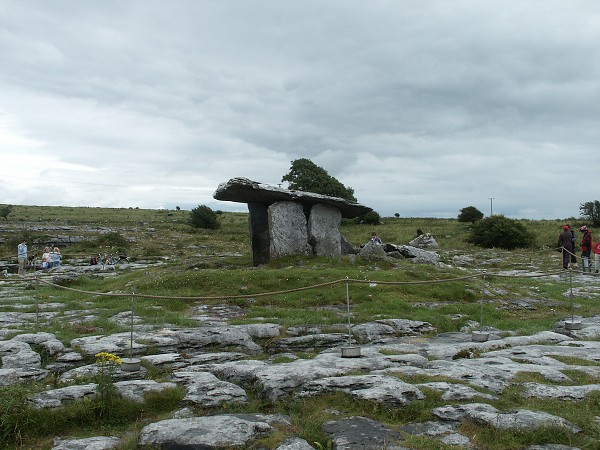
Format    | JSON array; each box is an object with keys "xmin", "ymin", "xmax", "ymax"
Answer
[
  {"xmin": 269, "ymin": 202, "xmax": 311, "ymax": 258},
  {"xmin": 248, "ymin": 203, "xmax": 270, "ymax": 266},
  {"xmin": 308, "ymin": 203, "xmax": 341, "ymax": 257}
]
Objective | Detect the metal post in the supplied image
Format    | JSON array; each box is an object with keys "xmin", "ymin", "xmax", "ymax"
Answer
[
  {"xmin": 129, "ymin": 293, "xmax": 134, "ymax": 360},
  {"xmin": 346, "ymin": 278, "xmax": 351, "ymax": 344}
]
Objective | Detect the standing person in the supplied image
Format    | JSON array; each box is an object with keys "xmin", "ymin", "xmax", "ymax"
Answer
[
  {"xmin": 593, "ymin": 238, "xmax": 600, "ymax": 274},
  {"xmin": 568, "ymin": 225, "xmax": 578, "ymax": 269},
  {"xmin": 580, "ymin": 225, "xmax": 593, "ymax": 272},
  {"xmin": 558, "ymin": 225, "xmax": 573, "ymax": 270},
  {"xmin": 17, "ymin": 239, "xmax": 28, "ymax": 275}
]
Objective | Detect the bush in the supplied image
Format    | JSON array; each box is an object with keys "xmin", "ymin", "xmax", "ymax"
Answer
[
  {"xmin": 189, "ymin": 205, "xmax": 220, "ymax": 230},
  {"xmin": 356, "ymin": 210, "xmax": 382, "ymax": 225},
  {"xmin": 467, "ymin": 215, "xmax": 535, "ymax": 250},
  {"xmin": 458, "ymin": 206, "xmax": 484, "ymax": 223},
  {"xmin": 94, "ymin": 232, "xmax": 130, "ymax": 252}
]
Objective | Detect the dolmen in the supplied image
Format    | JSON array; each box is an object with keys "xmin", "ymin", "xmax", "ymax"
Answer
[{"xmin": 213, "ymin": 178, "xmax": 372, "ymax": 266}]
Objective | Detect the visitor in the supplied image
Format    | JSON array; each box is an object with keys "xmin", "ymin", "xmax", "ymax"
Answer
[
  {"xmin": 593, "ymin": 237, "xmax": 600, "ymax": 274},
  {"xmin": 369, "ymin": 232, "xmax": 382, "ymax": 245},
  {"xmin": 41, "ymin": 247, "xmax": 53, "ymax": 269},
  {"xmin": 580, "ymin": 225, "xmax": 593, "ymax": 272},
  {"xmin": 557, "ymin": 225, "xmax": 573, "ymax": 270},
  {"xmin": 17, "ymin": 239, "xmax": 27, "ymax": 275},
  {"xmin": 568, "ymin": 225, "xmax": 578, "ymax": 269},
  {"xmin": 51, "ymin": 247, "xmax": 62, "ymax": 267}
]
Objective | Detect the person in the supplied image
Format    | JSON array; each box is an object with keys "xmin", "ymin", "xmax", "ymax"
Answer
[
  {"xmin": 17, "ymin": 239, "xmax": 28, "ymax": 275},
  {"xmin": 557, "ymin": 225, "xmax": 573, "ymax": 270},
  {"xmin": 51, "ymin": 247, "xmax": 62, "ymax": 267},
  {"xmin": 580, "ymin": 225, "xmax": 593, "ymax": 272},
  {"xmin": 369, "ymin": 232, "xmax": 382, "ymax": 245},
  {"xmin": 41, "ymin": 247, "xmax": 53, "ymax": 269},
  {"xmin": 593, "ymin": 238, "xmax": 600, "ymax": 274},
  {"xmin": 567, "ymin": 224, "xmax": 578, "ymax": 268}
]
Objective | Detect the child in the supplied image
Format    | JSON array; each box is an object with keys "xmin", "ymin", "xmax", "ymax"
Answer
[{"xmin": 593, "ymin": 237, "xmax": 600, "ymax": 274}]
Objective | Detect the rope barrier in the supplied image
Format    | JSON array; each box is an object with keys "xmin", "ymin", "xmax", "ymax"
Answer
[{"xmin": 2, "ymin": 267, "xmax": 576, "ymax": 301}]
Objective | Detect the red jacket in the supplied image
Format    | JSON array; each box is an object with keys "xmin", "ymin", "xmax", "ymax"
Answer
[{"xmin": 593, "ymin": 240, "xmax": 600, "ymax": 255}]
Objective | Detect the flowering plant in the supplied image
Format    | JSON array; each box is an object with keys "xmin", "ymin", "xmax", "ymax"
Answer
[{"xmin": 94, "ymin": 352, "xmax": 123, "ymax": 410}]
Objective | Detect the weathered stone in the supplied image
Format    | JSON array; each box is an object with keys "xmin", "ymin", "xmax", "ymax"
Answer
[
  {"xmin": 394, "ymin": 245, "xmax": 440, "ymax": 264},
  {"xmin": 418, "ymin": 381, "xmax": 497, "ymax": 401},
  {"xmin": 432, "ymin": 403, "xmax": 582, "ymax": 433},
  {"xmin": 377, "ymin": 318, "xmax": 436, "ymax": 335},
  {"xmin": 322, "ymin": 416, "xmax": 405, "ymax": 450},
  {"xmin": 113, "ymin": 380, "xmax": 178, "ymax": 402},
  {"xmin": 275, "ymin": 437, "xmax": 315, "ymax": 450},
  {"xmin": 28, "ymin": 384, "xmax": 97, "ymax": 408},
  {"xmin": 248, "ymin": 202, "xmax": 270, "ymax": 265},
  {"xmin": 213, "ymin": 177, "xmax": 371, "ymax": 218},
  {"xmin": 521, "ymin": 382, "xmax": 600, "ymax": 401},
  {"xmin": 12, "ymin": 332, "xmax": 65, "ymax": 355},
  {"xmin": 51, "ymin": 436, "xmax": 121, "ymax": 450},
  {"xmin": 400, "ymin": 420, "xmax": 471, "ymax": 447},
  {"xmin": 298, "ymin": 374, "xmax": 424, "ymax": 407},
  {"xmin": 308, "ymin": 203, "xmax": 342, "ymax": 257},
  {"xmin": 0, "ymin": 340, "xmax": 41, "ymax": 368},
  {"xmin": 269, "ymin": 202, "xmax": 311, "ymax": 258},
  {"xmin": 409, "ymin": 233, "xmax": 438, "ymax": 248},
  {"xmin": 341, "ymin": 234, "xmax": 360, "ymax": 255},
  {"xmin": 358, "ymin": 242, "xmax": 387, "ymax": 260},
  {"xmin": 138, "ymin": 414, "xmax": 273, "ymax": 448},
  {"xmin": 172, "ymin": 371, "xmax": 248, "ymax": 407},
  {"xmin": 268, "ymin": 333, "xmax": 349, "ymax": 353}
]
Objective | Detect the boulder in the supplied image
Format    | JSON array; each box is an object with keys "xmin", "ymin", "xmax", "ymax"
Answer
[
  {"xmin": 322, "ymin": 416, "xmax": 405, "ymax": 449},
  {"xmin": 51, "ymin": 436, "xmax": 121, "ymax": 450},
  {"xmin": 409, "ymin": 233, "xmax": 438, "ymax": 248},
  {"xmin": 358, "ymin": 242, "xmax": 387, "ymax": 260},
  {"xmin": 172, "ymin": 371, "xmax": 248, "ymax": 407},
  {"xmin": 138, "ymin": 414, "xmax": 274, "ymax": 449},
  {"xmin": 432, "ymin": 403, "xmax": 582, "ymax": 433},
  {"xmin": 298, "ymin": 374, "xmax": 424, "ymax": 407}
]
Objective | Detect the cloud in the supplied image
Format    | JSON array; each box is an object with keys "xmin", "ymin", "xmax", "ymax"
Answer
[{"xmin": 0, "ymin": 1, "xmax": 599, "ymax": 218}]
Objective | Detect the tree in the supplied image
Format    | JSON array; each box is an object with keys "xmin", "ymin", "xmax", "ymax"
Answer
[
  {"xmin": 357, "ymin": 210, "xmax": 382, "ymax": 225},
  {"xmin": 189, "ymin": 205, "xmax": 220, "ymax": 229},
  {"xmin": 281, "ymin": 158, "xmax": 356, "ymax": 201},
  {"xmin": 467, "ymin": 215, "xmax": 535, "ymax": 250},
  {"xmin": 579, "ymin": 201, "xmax": 600, "ymax": 227},
  {"xmin": 457, "ymin": 206, "xmax": 484, "ymax": 223},
  {"xmin": 0, "ymin": 204, "xmax": 13, "ymax": 221}
]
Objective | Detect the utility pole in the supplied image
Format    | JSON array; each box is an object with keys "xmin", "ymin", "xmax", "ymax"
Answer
[{"xmin": 489, "ymin": 197, "xmax": 494, "ymax": 216}]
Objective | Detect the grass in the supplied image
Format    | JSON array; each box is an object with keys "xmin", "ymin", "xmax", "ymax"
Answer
[{"xmin": 1, "ymin": 206, "xmax": 600, "ymax": 448}]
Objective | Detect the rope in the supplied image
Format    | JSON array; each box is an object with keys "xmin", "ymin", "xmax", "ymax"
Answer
[{"xmin": 19, "ymin": 268, "xmax": 573, "ymax": 301}]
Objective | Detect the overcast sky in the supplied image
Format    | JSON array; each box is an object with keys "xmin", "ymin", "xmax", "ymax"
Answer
[{"xmin": 1, "ymin": 1, "xmax": 599, "ymax": 219}]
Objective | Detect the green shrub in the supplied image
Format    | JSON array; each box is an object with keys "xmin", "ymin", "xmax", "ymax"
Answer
[
  {"xmin": 94, "ymin": 232, "xmax": 129, "ymax": 251},
  {"xmin": 458, "ymin": 206, "xmax": 484, "ymax": 223},
  {"xmin": 467, "ymin": 215, "xmax": 536, "ymax": 250},
  {"xmin": 189, "ymin": 205, "xmax": 220, "ymax": 229},
  {"xmin": 356, "ymin": 210, "xmax": 382, "ymax": 225}
]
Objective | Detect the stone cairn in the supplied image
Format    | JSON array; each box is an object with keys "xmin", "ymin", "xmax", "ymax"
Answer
[{"xmin": 213, "ymin": 178, "xmax": 372, "ymax": 266}]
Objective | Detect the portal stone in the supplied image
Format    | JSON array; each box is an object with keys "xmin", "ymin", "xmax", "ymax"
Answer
[
  {"xmin": 269, "ymin": 202, "xmax": 311, "ymax": 258},
  {"xmin": 308, "ymin": 203, "xmax": 341, "ymax": 257}
]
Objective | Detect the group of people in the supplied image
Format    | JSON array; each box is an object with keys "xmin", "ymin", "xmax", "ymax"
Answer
[
  {"xmin": 16, "ymin": 240, "xmax": 61, "ymax": 275},
  {"xmin": 557, "ymin": 224, "xmax": 600, "ymax": 272}
]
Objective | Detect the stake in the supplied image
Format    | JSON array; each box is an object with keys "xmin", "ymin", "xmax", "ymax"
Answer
[
  {"xmin": 346, "ymin": 277, "xmax": 352, "ymax": 344},
  {"xmin": 129, "ymin": 293, "xmax": 134, "ymax": 360},
  {"xmin": 569, "ymin": 270, "xmax": 574, "ymax": 323}
]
